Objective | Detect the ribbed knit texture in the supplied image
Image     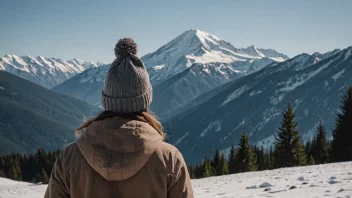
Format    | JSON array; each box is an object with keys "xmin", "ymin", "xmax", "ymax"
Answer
[{"xmin": 102, "ymin": 38, "xmax": 152, "ymax": 113}]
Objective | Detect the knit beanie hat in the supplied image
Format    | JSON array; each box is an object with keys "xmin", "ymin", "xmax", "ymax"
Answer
[{"xmin": 102, "ymin": 38, "xmax": 152, "ymax": 113}]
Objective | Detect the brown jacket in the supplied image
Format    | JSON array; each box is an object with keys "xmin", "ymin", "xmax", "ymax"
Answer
[{"xmin": 45, "ymin": 118, "xmax": 194, "ymax": 198}]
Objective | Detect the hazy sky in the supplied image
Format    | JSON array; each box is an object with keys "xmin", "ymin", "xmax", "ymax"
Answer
[{"xmin": 1, "ymin": 0, "xmax": 351, "ymax": 62}]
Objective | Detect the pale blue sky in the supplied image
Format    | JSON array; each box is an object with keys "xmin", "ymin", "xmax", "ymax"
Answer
[{"xmin": 1, "ymin": 0, "xmax": 351, "ymax": 62}]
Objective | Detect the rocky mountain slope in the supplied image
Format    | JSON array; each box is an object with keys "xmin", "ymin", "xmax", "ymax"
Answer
[
  {"xmin": 167, "ymin": 47, "xmax": 351, "ymax": 164},
  {"xmin": 0, "ymin": 71, "xmax": 99, "ymax": 154}
]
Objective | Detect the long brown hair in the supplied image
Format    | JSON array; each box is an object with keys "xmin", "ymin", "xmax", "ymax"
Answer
[{"xmin": 75, "ymin": 110, "xmax": 165, "ymax": 140}]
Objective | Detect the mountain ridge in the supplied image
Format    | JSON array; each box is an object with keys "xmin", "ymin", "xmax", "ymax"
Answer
[
  {"xmin": 0, "ymin": 70, "xmax": 100, "ymax": 154},
  {"xmin": 167, "ymin": 46, "xmax": 352, "ymax": 164},
  {"xmin": 0, "ymin": 54, "xmax": 105, "ymax": 88}
]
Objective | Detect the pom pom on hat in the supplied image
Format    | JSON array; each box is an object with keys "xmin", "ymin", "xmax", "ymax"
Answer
[{"xmin": 114, "ymin": 37, "xmax": 138, "ymax": 57}]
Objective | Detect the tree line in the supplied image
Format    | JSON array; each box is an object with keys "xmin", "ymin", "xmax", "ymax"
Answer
[
  {"xmin": 0, "ymin": 86, "xmax": 351, "ymax": 183},
  {"xmin": 0, "ymin": 148, "xmax": 60, "ymax": 184},
  {"xmin": 188, "ymin": 86, "xmax": 352, "ymax": 179}
]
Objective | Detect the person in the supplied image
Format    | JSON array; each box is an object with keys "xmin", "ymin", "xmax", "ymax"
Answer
[{"xmin": 45, "ymin": 38, "xmax": 194, "ymax": 198}]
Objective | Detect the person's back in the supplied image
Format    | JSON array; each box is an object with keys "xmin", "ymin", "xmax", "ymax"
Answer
[{"xmin": 45, "ymin": 38, "xmax": 194, "ymax": 198}]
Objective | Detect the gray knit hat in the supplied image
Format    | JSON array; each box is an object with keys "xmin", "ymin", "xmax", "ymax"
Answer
[{"xmin": 102, "ymin": 38, "xmax": 152, "ymax": 113}]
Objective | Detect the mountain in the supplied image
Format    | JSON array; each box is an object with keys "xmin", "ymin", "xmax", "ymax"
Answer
[
  {"xmin": 142, "ymin": 29, "xmax": 288, "ymax": 85},
  {"xmin": 0, "ymin": 71, "xmax": 100, "ymax": 154},
  {"xmin": 0, "ymin": 54, "xmax": 104, "ymax": 88},
  {"xmin": 53, "ymin": 29, "xmax": 288, "ymax": 118},
  {"xmin": 52, "ymin": 65, "xmax": 110, "ymax": 107},
  {"xmin": 167, "ymin": 47, "xmax": 351, "ymax": 164}
]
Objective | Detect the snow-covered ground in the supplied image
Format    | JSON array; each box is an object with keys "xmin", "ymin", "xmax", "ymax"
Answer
[
  {"xmin": 1, "ymin": 162, "xmax": 351, "ymax": 197},
  {"xmin": 193, "ymin": 162, "xmax": 352, "ymax": 198},
  {"xmin": 0, "ymin": 178, "xmax": 46, "ymax": 198}
]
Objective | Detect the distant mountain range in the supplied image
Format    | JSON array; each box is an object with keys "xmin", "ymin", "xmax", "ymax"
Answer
[
  {"xmin": 2, "ymin": 29, "xmax": 351, "ymax": 164},
  {"xmin": 167, "ymin": 47, "xmax": 352, "ymax": 164},
  {"xmin": 53, "ymin": 29, "xmax": 289, "ymax": 118},
  {"xmin": 0, "ymin": 54, "xmax": 105, "ymax": 88},
  {"xmin": 0, "ymin": 71, "xmax": 99, "ymax": 154}
]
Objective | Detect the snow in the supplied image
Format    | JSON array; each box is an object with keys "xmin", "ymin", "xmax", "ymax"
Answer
[
  {"xmin": 222, "ymin": 119, "xmax": 246, "ymax": 141},
  {"xmin": 152, "ymin": 64, "xmax": 165, "ymax": 70},
  {"xmin": 332, "ymin": 69, "xmax": 345, "ymax": 81},
  {"xmin": 78, "ymin": 65, "xmax": 109, "ymax": 84},
  {"xmin": 304, "ymin": 109, "xmax": 309, "ymax": 116},
  {"xmin": 0, "ymin": 55, "xmax": 102, "ymax": 88},
  {"xmin": 269, "ymin": 57, "xmax": 286, "ymax": 62},
  {"xmin": 185, "ymin": 51, "xmax": 240, "ymax": 65},
  {"xmin": 0, "ymin": 178, "xmax": 47, "ymax": 198},
  {"xmin": 38, "ymin": 56, "xmax": 52, "ymax": 67},
  {"xmin": 279, "ymin": 58, "xmax": 336, "ymax": 92},
  {"xmin": 200, "ymin": 121, "xmax": 222, "ymax": 138},
  {"xmin": 174, "ymin": 132, "xmax": 189, "ymax": 145},
  {"xmin": 221, "ymin": 85, "xmax": 249, "ymax": 106},
  {"xmin": 302, "ymin": 122, "xmax": 320, "ymax": 141},
  {"xmin": 2, "ymin": 162, "xmax": 352, "ymax": 197},
  {"xmin": 270, "ymin": 93, "xmax": 285, "ymax": 105},
  {"xmin": 195, "ymin": 29, "xmax": 221, "ymax": 49},
  {"xmin": 256, "ymin": 134, "xmax": 275, "ymax": 150},
  {"xmin": 249, "ymin": 89, "xmax": 264, "ymax": 96},
  {"xmin": 192, "ymin": 162, "xmax": 352, "ymax": 197},
  {"xmin": 12, "ymin": 55, "xmax": 28, "ymax": 66}
]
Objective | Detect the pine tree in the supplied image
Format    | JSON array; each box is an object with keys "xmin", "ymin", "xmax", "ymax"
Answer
[
  {"xmin": 13, "ymin": 157, "xmax": 22, "ymax": 181},
  {"xmin": 269, "ymin": 146, "xmax": 274, "ymax": 169},
  {"xmin": 308, "ymin": 155, "xmax": 315, "ymax": 165},
  {"xmin": 311, "ymin": 122, "xmax": 329, "ymax": 164},
  {"xmin": 202, "ymin": 157, "xmax": 213, "ymax": 177},
  {"xmin": 38, "ymin": 168, "xmax": 49, "ymax": 184},
  {"xmin": 235, "ymin": 131, "xmax": 257, "ymax": 172},
  {"xmin": 9, "ymin": 165, "xmax": 18, "ymax": 180},
  {"xmin": 257, "ymin": 146, "xmax": 267, "ymax": 171},
  {"xmin": 194, "ymin": 162, "xmax": 203, "ymax": 178},
  {"xmin": 305, "ymin": 140, "xmax": 312, "ymax": 156},
  {"xmin": 211, "ymin": 149, "xmax": 222, "ymax": 176},
  {"xmin": 188, "ymin": 166, "xmax": 195, "ymax": 179},
  {"xmin": 0, "ymin": 169, "xmax": 5, "ymax": 177},
  {"xmin": 305, "ymin": 139, "xmax": 314, "ymax": 165},
  {"xmin": 219, "ymin": 153, "xmax": 228, "ymax": 175},
  {"xmin": 228, "ymin": 145, "xmax": 236, "ymax": 174},
  {"xmin": 331, "ymin": 86, "xmax": 352, "ymax": 162},
  {"xmin": 273, "ymin": 103, "xmax": 306, "ymax": 168}
]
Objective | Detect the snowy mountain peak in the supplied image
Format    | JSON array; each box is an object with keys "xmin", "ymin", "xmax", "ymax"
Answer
[
  {"xmin": 188, "ymin": 29, "xmax": 222, "ymax": 49},
  {"xmin": 246, "ymin": 45, "xmax": 258, "ymax": 50},
  {"xmin": 3, "ymin": 54, "xmax": 18, "ymax": 59},
  {"xmin": 182, "ymin": 29, "xmax": 221, "ymax": 42},
  {"xmin": 242, "ymin": 45, "xmax": 265, "ymax": 57},
  {"xmin": 142, "ymin": 29, "xmax": 289, "ymax": 84},
  {"xmin": 71, "ymin": 58, "xmax": 85, "ymax": 64}
]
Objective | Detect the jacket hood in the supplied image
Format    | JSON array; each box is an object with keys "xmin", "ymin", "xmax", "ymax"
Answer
[{"xmin": 76, "ymin": 118, "xmax": 163, "ymax": 181}]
